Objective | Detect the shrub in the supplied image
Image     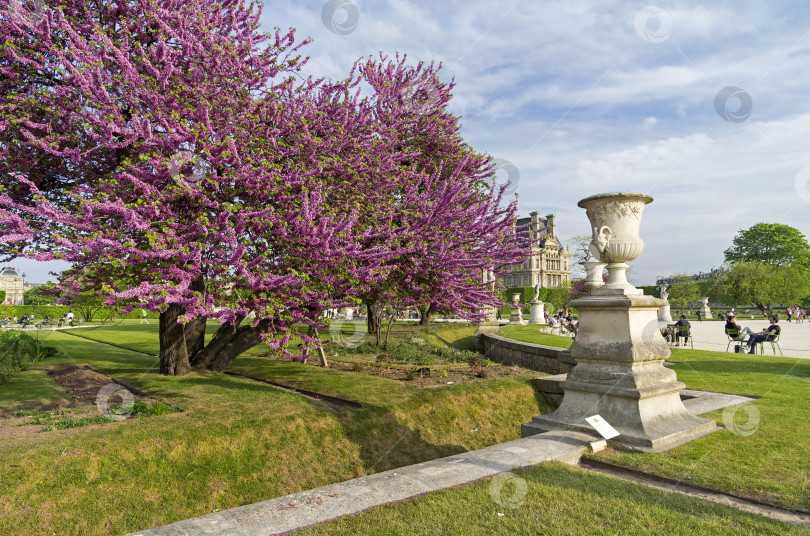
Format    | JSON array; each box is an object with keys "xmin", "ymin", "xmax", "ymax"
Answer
[{"xmin": 0, "ymin": 331, "xmax": 61, "ymax": 384}]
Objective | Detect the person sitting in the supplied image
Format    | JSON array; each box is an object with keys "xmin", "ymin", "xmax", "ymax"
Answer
[
  {"xmin": 549, "ymin": 315, "xmax": 560, "ymax": 328},
  {"xmin": 20, "ymin": 314, "xmax": 29, "ymax": 327},
  {"xmin": 659, "ymin": 326, "xmax": 675, "ymax": 344},
  {"xmin": 725, "ymin": 313, "xmax": 755, "ymax": 341},
  {"xmin": 745, "ymin": 316, "xmax": 781, "ymax": 354},
  {"xmin": 674, "ymin": 315, "xmax": 691, "ymax": 346}
]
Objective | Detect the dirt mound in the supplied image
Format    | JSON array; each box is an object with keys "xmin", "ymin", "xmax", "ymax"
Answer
[{"xmin": 47, "ymin": 364, "xmax": 139, "ymax": 405}]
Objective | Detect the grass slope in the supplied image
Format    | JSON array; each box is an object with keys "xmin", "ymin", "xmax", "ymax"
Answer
[{"xmin": 0, "ymin": 328, "xmax": 548, "ymax": 536}]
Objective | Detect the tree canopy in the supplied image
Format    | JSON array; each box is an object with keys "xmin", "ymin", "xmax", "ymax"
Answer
[
  {"xmin": 724, "ymin": 223, "xmax": 810, "ymax": 267},
  {"xmin": 0, "ymin": 0, "xmax": 524, "ymax": 374},
  {"xmin": 666, "ymin": 273, "xmax": 701, "ymax": 314},
  {"xmin": 711, "ymin": 262, "xmax": 810, "ymax": 315}
]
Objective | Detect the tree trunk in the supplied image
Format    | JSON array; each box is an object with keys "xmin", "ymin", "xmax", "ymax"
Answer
[
  {"xmin": 159, "ymin": 304, "xmax": 192, "ymax": 376},
  {"xmin": 366, "ymin": 300, "xmax": 384, "ymax": 347},
  {"xmin": 418, "ymin": 304, "xmax": 435, "ymax": 326},
  {"xmin": 185, "ymin": 316, "xmax": 207, "ymax": 359},
  {"xmin": 190, "ymin": 316, "xmax": 272, "ymax": 372},
  {"xmin": 383, "ymin": 312, "xmax": 396, "ymax": 350},
  {"xmin": 184, "ymin": 276, "xmax": 207, "ymax": 358},
  {"xmin": 366, "ymin": 300, "xmax": 380, "ymax": 335}
]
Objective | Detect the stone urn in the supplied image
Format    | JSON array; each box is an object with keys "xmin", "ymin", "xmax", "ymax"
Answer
[
  {"xmin": 578, "ymin": 192, "xmax": 653, "ymax": 295},
  {"xmin": 508, "ymin": 293, "xmax": 526, "ymax": 325},
  {"xmin": 582, "ymin": 260, "xmax": 607, "ymax": 290}
]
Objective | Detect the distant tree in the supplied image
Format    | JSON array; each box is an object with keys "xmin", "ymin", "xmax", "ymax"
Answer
[
  {"xmin": 667, "ymin": 273, "xmax": 701, "ymax": 315},
  {"xmin": 724, "ymin": 223, "xmax": 810, "ymax": 267},
  {"xmin": 546, "ymin": 279, "xmax": 574, "ymax": 314},
  {"xmin": 0, "ymin": 290, "xmax": 5, "ymax": 303},
  {"xmin": 23, "ymin": 284, "xmax": 57, "ymax": 306},
  {"xmin": 566, "ymin": 234, "xmax": 592, "ymax": 276},
  {"xmin": 711, "ymin": 262, "xmax": 810, "ymax": 316}
]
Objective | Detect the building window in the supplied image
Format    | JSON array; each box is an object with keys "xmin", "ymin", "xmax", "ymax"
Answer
[{"xmin": 523, "ymin": 274, "xmax": 529, "ymax": 286}]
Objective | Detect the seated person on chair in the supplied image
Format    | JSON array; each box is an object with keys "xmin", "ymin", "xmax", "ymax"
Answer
[
  {"xmin": 725, "ymin": 313, "xmax": 755, "ymax": 340},
  {"xmin": 549, "ymin": 315, "xmax": 560, "ymax": 328},
  {"xmin": 745, "ymin": 316, "xmax": 780, "ymax": 354},
  {"xmin": 674, "ymin": 315, "xmax": 691, "ymax": 346}
]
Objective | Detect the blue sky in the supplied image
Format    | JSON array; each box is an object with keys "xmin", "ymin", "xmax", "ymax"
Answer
[{"xmin": 14, "ymin": 0, "xmax": 810, "ymax": 285}]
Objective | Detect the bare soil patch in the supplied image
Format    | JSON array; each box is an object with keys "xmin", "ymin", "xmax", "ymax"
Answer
[
  {"xmin": 302, "ymin": 356, "xmax": 537, "ymax": 387},
  {"xmin": 47, "ymin": 364, "xmax": 150, "ymax": 406},
  {"xmin": 0, "ymin": 364, "xmax": 163, "ymax": 445}
]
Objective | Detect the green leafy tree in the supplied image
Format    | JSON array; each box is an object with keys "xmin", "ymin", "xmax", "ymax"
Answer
[
  {"xmin": 546, "ymin": 279, "xmax": 574, "ymax": 314},
  {"xmin": 23, "ymin": 284, "xmax": 58, "ymax": 306},
  {"xmin": 0, "ymin": 291, "xmax": 5, "ymax": 303},
  {"xmin": 667, "ymin": 273, "xmax": 701, "ymax": 315},
  {"xmin": 712, "ymin": 262, "xmax": 809, "ymax": 315},
  {"xmin": 724, "ymin": 223, "xmax": 810, "ymax": 267},
  {"xmin": 709, "ymin": 263, "xmax": 759, "ymax": 309},
  {"xmin": 721, "ymin": 223, "xmax": 810, "ymax": 314}
]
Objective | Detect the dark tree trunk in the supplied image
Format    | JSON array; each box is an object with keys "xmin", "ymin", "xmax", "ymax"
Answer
[
  {"xmin": 383, "ymin": 312, "xmax": 396, "ymax": 350},
  {"xmin": 418, "ymin": 304, "xmax": 435, "ymax": 326},
  {"xmin": 190, "ymin": 316, "xmax": 272, "ymax": 372},
  {"xmin": 184, "ymin": 276, "xmax": 207, "ymax": 358},
  {"xmin": 185, "ymin": 316, "xmax": 207, "ymax": 359},
  {"xmin": 159, "ymin": 304, "xmax": 192, "ymax": 376},
  {"xmin": 366, "ymin": 300, "xmax": 384, "ymax": 346}
]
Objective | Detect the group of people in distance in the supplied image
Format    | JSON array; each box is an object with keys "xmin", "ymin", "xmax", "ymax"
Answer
[
  {"xmin": 546, "ymin": 308, "xmax": 577, "ymax": 334},
  {"xmin": 659, "ymin": 311, "xmax": 782, "ymax": 354},
  {"xmin": 785, "ymin": 305, "xmax": 805, "ymax": 323},
  {"xmin": 0, "ymin": 312, "xmax": 75, "ymax": 328}
]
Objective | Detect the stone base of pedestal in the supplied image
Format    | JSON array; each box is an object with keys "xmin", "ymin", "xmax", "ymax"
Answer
[
  {"xmin": 508, "ymin": 306, "xmax": 526, "ymax": 325},
  {"xmin": 528, "ymin": 302, "xmax": 544, "ymax": 324},
  {"xmin": 522, "ymin": 387, "xmax": 716, "ymax": 452},
  {"xmin": 521, "ymin": 292, "xmax": 716, "ymax": 452}
]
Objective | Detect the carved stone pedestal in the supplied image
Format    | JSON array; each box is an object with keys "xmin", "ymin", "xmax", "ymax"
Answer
[{"xmin": 522, "ymin": 294, "xmax": 715, "ymax": 452}]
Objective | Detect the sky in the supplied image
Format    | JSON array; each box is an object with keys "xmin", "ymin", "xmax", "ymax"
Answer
[{"xmin": 11, "ymin": 0, "xmax": 810, "ymax": 285}]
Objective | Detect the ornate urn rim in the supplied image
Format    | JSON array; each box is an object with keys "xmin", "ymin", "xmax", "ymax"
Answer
[{"xmin": 577, "ymin": 192, "xmax": 654, "ymax": 208}]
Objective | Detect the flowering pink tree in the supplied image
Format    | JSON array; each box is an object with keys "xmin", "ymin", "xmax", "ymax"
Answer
[
  {"xmin": 0, "ymin": 2, "xmax": 525, "ymax": 373},
  {"xmin": 350, "ymin": 56, "xmax": 528, "ymax": 340}
]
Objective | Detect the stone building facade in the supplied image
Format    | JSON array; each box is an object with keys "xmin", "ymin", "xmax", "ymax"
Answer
[
  {"xmin": 0, "ymin": 267, "xmax": 25, "ymax": 305},
  {"xmin": 499, "ymin": 212, "xmax": 571, "ymax": 289}
]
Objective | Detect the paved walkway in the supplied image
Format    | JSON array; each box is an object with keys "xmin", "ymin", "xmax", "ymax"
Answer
[
  {"xmin": 666, "ymin": 319, "xmax": 809, "ymax": 359},
  {"xmin": 126, "ymin": 389, "xmax": 752, "ymax": 536}
]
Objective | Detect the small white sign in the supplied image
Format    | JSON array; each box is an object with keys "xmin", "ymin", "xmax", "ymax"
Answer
[{"xmin": 585, "ymin": 415, "xmax": 620, "ymax": 439}]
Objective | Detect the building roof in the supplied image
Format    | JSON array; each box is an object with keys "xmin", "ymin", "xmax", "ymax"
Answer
[{"xmin": 0, "ymin": 267, "xmax": 22, "ymax": 278}]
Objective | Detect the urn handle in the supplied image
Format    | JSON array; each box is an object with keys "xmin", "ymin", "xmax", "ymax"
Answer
[{"xmin": 589, "ymin": 225, "xmax": 612, "ymax": 261}]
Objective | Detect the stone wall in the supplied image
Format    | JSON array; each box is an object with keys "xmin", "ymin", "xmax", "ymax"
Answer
[{"xmin": 476, "ymin": 333, "xmax": 575, "ymax": 374}]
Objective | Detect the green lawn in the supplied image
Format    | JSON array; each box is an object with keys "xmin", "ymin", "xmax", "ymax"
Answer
[
  {"xmin": 491, "ymin": 328, "xmax": 810, "ymax": 511},
  {"xmin": 0, "ymin": 327, "xmax": 547, "ymax": 536},
  {"xmin": 498, "ymin": 324, "xmax": 574, "ymax": 348},
  {"xmin": 2, "ymin": 323, "xmax": 808, "ymax": 535},
  {"xmin": 590, "ymin": 347, "xmax": 810, "ymax": 511},
  {"xmin": 296, "ymin": 462, "xmax": 809, "ymax": 536}
]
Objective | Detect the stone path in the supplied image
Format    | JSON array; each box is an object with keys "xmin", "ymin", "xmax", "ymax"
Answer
[{"xmin": 126, "ymin": 389, "xmax": 753, "ymax": 536}]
